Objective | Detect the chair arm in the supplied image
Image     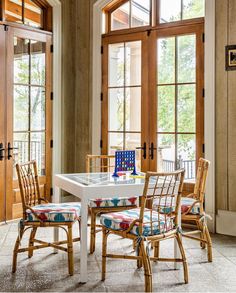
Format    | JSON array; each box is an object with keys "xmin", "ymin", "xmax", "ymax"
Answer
[{"xmin": 182, "ymin": 200, "xmax": 201, "ymax": 216}]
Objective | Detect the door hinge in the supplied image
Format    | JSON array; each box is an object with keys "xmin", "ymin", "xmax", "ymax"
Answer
[
  {"xmin": 50, "ymin": 92, "xmax": 53, "ymax": 101},
  {"xmin": 100, "ymin": 139, "xmax": 103, "ymax": 149},
  {"xmin": 50, "ymin": 187, "xmax": 53, "ymax": 196},
  {"xmin": 202, "ymin": 143, "xmax": 205, "ymax": 154},
  {"xmin": 50, "ymin": 44, "xmax": 53, "ymax": 53},
  {"xmin": 4, "ymin": 25, "xmax": 8, "ymax": 31},
  {"xmin": 101, "ymin": 45, "xmax": 104, "ymax": 54},
  {"xmin": 100, "ymin": 92, "xmax": 103, "ymax": 101},
  {"xmin": 147, "ymin": 29, "xmax": 151, "ymax": 37},
  {"xmin": 202, "ymin": 33, "xmax": 205, "ymax": 43},
  {"xmin": 50, "ymin": 140, "xmax": 53, "ymax": 148},
  {"xmin": 202, "ymin": 88, "xmax": 205, "ymax": 98}
]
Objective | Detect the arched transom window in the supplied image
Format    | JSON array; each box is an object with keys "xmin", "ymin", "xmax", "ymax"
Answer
[{"xmin": 104, "ymin": 0, "xmax": 204, "ymax": 33}]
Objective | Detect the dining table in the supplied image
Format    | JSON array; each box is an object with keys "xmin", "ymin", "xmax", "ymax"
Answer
[{"xmin": 53, "ymin": 172, "xmax": 181, "ymax": 283}]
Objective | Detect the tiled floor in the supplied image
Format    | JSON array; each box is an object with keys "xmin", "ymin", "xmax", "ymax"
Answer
[{"xmin": 0, "ymin": 222, "xmax": 236, "ymax": 292}]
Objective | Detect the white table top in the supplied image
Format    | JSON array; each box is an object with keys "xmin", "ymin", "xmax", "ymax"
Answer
[
  {"xmin": 57, "ymin": 172, "xmax": 146, "ymax": 186},
  {"xmin": 54, "ymin": 172, "xmax": 148, "ymax": 199}
]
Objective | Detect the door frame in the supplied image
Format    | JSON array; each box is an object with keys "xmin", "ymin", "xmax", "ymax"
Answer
[
  {"xmin": 4, "ymin": 26, "xmax": 52, "ymax": 220},
  {"xmin": 93, "ymin": 0, "xmax": 216, "ymax": 232},
  {"xmin": 0, "ymin": 25, "xmax": 6, "ymax": 222},
  {"xmin": 0, "ymin": 0, "xmax": 62, "ymax": 224}
]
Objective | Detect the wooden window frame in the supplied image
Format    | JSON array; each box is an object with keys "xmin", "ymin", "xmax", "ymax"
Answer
[
  {"xmin": 0, "ymin": 0, "xmax": 52, "ymax": 32},
  {"xmin": 104, "ymin": 0, "xmax": 205, "ymax": 35}
]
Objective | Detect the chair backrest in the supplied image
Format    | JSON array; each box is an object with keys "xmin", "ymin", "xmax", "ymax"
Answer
[
  {"xmin": 137, "ymin": 169, "xmax": 185, "ymax": 236},
  {"xmin": 193, "ymin": 158, "xmax": 210, "ymax": 202},
  {"xmin": 86, "ymin": 154, "xmax": 115, "ymax": 173},
  {"xmin": 16, "ymin": 161, "xmax": 41, "ymax": 219}
]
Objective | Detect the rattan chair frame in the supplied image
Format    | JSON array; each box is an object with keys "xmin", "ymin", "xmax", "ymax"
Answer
[
  {"xmin": 101, "ymin": 170, "xmax": 188, "ymax": 292},
  {"xmin": 12, "ymin": 160, "xmax": 80, "ymax": 276},
  {"xmin": 86, "ymin": 154, "xmax": 138, "ymax": 254},
  {"xmin": 181, "ymin": 158, "xmax": 212, "ymax": 262}
]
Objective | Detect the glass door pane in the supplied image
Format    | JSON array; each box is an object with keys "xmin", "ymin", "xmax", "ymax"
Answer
[
  {"xmin": 157, "ymin": 34, "xmax": 197, "ymax": 179},
  {"xmin": 13, "ymin": 37, "xmax": 46, "ymax": 176},
  {"xmin": 107, "ymin": 40, "xmax": 142, "ymax": 170}
]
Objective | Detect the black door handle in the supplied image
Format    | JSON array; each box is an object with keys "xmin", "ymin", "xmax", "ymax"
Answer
[
  {"xmin": 7, "ymin": 142, "xmax": 18, "ymax": 160},
  {"xmin": 149, "ymin": 142, "xmax": 157, "ymax": 160},
  {"xmin": 0, "ymin": 143, "xmax": 5, "ymax": 161},
  {"xmin": 136, "ymin": 142, "xmax": 147, "ymax": 159}
]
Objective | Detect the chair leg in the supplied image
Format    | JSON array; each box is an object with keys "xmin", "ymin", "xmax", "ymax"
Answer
[
  {"xmin": 176, "ymin": 233, "xmax": 188, "ymax": 284},
  {"xmin": 137, "ymin": 241, "xmax": 143, "ymax": 269},
  {"xmin": 197, "ymin": 220, "xmax": 206, "ymax": 249},
  {"xmin": 153, "ymin": 241, "xmax": 160, "ymax": 259},
  {"xmin": 12, "ymin": 226, "xmax": 25, "ymax": 273},
  {"xmin": 204, "ymin": 224, "xmax": 213, "ymax": 262},
  {"xmin": 78, "ymin": 219, "xmax": 81, "ymax": 237},
  {"xmin": 140, "ymin": 240, "xmax": 152, "ymax": 292},
  {"xmin": 67, "ymin": 225, "xmax": 74, "ymax": 276},
  {"xmin": 101, "ymin": 228, "xmax": 109, "ymax": 281},
  {"xmin": 90, "ymin": 210, "xmax": 97, "ymax": 254},
  {"xmin": 28, "ymin": 227, "xmax": 37, "ymax": 258}
]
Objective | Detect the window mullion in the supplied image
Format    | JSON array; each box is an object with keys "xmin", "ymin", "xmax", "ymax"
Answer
[
  {"xmin": 180, "ymin": 0, "xmax": 184, "ymax": 21},
  {"xmin": 28, "ymin": 40, "xmax": 31, "ymax": 162},
  {"xmin": 123, "ymin": 43, "xmax": 126, "ymax": 150},
  {"xmin": 175, "ymin": 36, "xmax": 178, "ymax": 170}
]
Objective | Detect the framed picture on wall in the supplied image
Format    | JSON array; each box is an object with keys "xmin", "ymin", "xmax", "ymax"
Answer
[{"xmin": 226, "ymin": 45, "xmax": 236, "ymax": 71}]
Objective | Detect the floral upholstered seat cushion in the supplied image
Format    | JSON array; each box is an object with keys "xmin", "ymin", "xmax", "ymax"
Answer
[
  {"xmin": 100, "ymin": 208, "xmax": 174, "ymax": 236},
  {"xmin": 181, "ymin": 197, "xmax": 200, "ymax": 215},
  {"xmin": 153, "ymin": 196, "xmax": 176, "ymax": 214},
  {"xmin": 89, "ymin": 197, "xmax": 137, "ymax": 208},
  {"xmin": 153, "ymin": 196, "xmax": 200, "ymax": 215},
  {"xmin": 26, "ymin": 203, "xmax": 81, "ymax": 222}
]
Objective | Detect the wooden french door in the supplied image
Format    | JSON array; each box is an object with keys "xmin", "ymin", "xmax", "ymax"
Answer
[
  {"xmin": 149, "ymin": 24, "xmax": 205, "ymax": 178},
  {"xmin": 0, "ymin": 24, "xmax": 52, "ymax": 222},
  {"xmin": 0, "ymin": 25, "xmax": 6, "ymax": 221},
  {"xmin": 102, "ymin": 23, "xmax": 204, "ymax": 178},
  {"xmin": 102, "ymin": 32, "xmax": 149, "ymax": 172}
]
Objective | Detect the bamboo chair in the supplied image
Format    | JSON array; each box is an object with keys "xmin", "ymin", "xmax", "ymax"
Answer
[
  {"xmin": 86, "ymin": 154, "xmax": 138, "ymax": 254},
  {"xmin": 181, "ymin": 158, "xmax": 212, "ymax": 262},
  {"xmin": 100, "ymin": 169, "xmax": 187, "ymax": 292},
  {"xmin": 12, "ymin": 161, "xmax": 81, "ymax": 276}
]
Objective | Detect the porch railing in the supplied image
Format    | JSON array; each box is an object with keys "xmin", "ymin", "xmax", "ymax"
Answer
[
  {"xmin": 162, "ymin": 159, "xmax": 195, "ymax": 179},
  {"xmin": 13, "ymin": 140, "xmax": 45, "ymax": 174}
]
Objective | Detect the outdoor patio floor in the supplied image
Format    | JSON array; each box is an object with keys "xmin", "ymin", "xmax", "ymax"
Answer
[{"xmin": 1, "ymin": 221, "xmax": 236, "ymax": 292}]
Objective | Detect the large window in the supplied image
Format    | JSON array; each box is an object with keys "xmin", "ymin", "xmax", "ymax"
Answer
[
  {"xmin": 102, "ymin": 0, "xmax": 205, "ymax": 180},
  {"xmin": 1, "ymin": 0, "xmax": 52, "ymax": 30}
]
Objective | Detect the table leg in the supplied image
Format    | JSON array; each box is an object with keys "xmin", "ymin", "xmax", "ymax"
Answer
[
  {"xmin": 53, "ymin": 186, "xmax": 60, "ymax": 253},
  {"xmin": 80, "ymin": 198, "xmax": 88, "ymax": 283},
  {"xmin": 174, "ymin": 203, "xmax": 181, "ymax": 269}
]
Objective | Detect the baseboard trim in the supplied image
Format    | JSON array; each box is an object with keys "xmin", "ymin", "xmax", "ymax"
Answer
[{"xmin": 216, "ymin": 210, "xmax": 236, "ymax": 236}]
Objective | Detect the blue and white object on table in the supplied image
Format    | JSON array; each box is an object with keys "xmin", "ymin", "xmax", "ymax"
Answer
[{"xmin": 112, "ymin": 150, "xmax": 138, "ymax": 177}]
